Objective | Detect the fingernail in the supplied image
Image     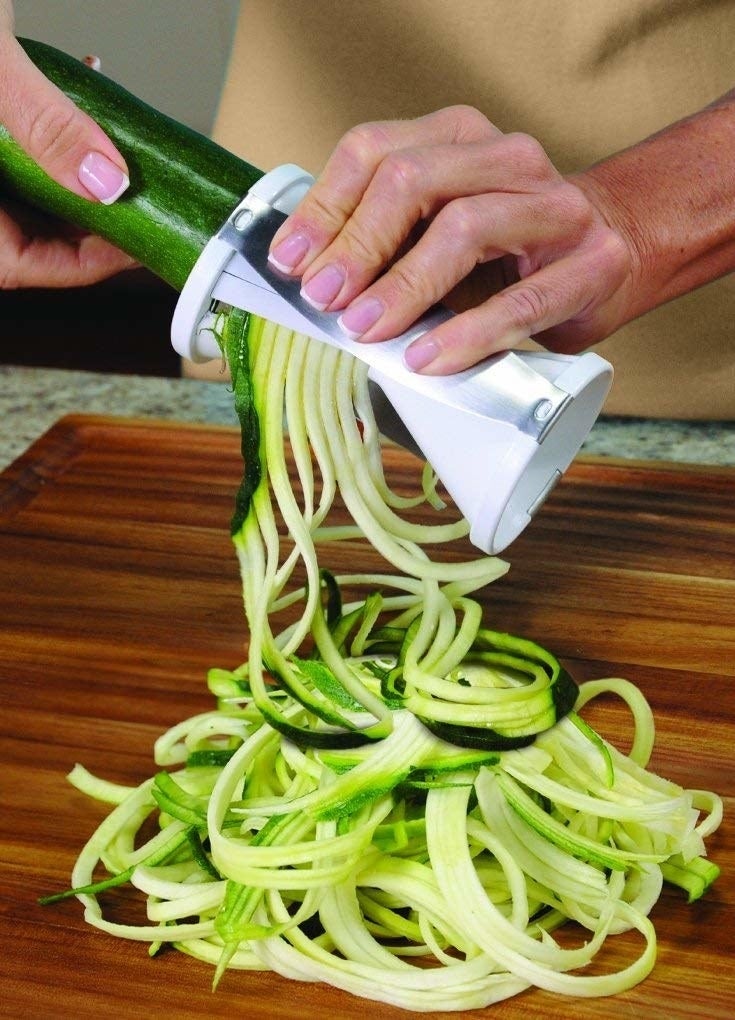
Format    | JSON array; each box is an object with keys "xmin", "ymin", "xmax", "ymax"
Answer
[
  {"xmin": 78, "ymin": 151, "xmax": 129, "ymax": 204},
  {"xmin": 268, "ymin": 233, "xmax": 310, "ymax": 272},
  {"xmin": 404, "ymin": 338, "xmax": 441, "ymax": 372},
  {"xmin": 339, "ymin": 297, "xmax": 385, "ymax": 338},
  {"xmin": 300, "ymin": 264, "xmax": 345, "ymax": 309}
]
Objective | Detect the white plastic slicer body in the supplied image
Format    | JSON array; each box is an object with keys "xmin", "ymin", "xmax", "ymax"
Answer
[{"xmin": 171, "ymin": 164, "xmax": 613, "ymax": 555}]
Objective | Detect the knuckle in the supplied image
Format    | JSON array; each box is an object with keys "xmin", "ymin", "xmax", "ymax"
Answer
[
  {"xmin": 340, "ymin": 121, "xmax": 392, "ymax": 167},
  {"xmin": 376, "ymin": 150, "xmax": 425, "ymax": 199},
  {"xmin": 443, "ymin": 104, "xmax": 495, "ymax": 140},
  {"xmin": 502, "ymin": 281, "xmax": 549, "ymax": 328},
  {"xmin": 342, "ymin": 218, "xmax": 383, "ymax": 264},
  {"xmin": 25, "ymin": 103, "xmax": 80, "ymax": 165},
  {"xmin": 435, "ymin": 197, "xmax": 483, "ymax": 247},
  {"xmin": 503, "ymin": 131, "xmax": 555, "ymax": 178},
  {"xmin": 302, "ymin": 183, "xmax": 352, "ymax": 232},
  {"xmin": 384, "ymin": 257, "xmax": 426, "ymax": 300}
]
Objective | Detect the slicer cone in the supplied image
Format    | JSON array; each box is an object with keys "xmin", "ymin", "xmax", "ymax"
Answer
[{"xmin": 369, "ymin": 353, "xmax": 611, "ymax": 554}]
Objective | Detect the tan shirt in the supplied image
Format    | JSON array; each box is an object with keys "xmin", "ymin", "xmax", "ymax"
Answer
[{"xmin": 210, "ymin": 0, "xmax": 735, "ymax": 419}]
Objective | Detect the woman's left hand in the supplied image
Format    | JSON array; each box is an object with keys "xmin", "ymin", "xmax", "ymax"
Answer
[{"xmin": 0, "ymin": 6, "xmax": 134, "ymax": 288}]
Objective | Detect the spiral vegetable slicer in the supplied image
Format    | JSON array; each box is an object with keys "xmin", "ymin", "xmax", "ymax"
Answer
[{"xmin": 171, "ymin": 165, "xmax": 613, "ymax": 554}]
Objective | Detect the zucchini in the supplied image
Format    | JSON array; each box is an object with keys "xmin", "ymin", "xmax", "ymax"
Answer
[{"xmin": 0, "ymin": 38, "xmax": 263, "ymax": 290}]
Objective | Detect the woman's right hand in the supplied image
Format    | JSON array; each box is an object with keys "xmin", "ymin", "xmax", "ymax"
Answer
[
  {"xmin": 267, "ymin": 105, "xmax": 634, "ymax": 375},
  {"xmin": 0, "ymin": 2, "xmax": 135, "ymax": 288}
]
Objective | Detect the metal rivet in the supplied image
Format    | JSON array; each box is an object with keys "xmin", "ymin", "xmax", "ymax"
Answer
[
  {"xmin": 533, "ymin": 398, "xmax": 554, "ymax": 422},
  {"xmin": 233, "ymin": 208, "xmax": 254, "ymax": 231}
]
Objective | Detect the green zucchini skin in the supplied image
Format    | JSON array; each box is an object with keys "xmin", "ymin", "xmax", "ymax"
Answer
[{"xmin": 0, "ymin": 38, "xmax": 263, "ymax": 290}]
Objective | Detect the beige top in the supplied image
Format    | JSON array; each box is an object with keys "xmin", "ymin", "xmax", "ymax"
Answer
[{"xmin": 208, "ymin": 0, "xmax": 735, "ymax": 419}]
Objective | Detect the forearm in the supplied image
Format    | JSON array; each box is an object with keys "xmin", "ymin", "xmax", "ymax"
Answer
[{"xmin": 574, "ymin": 90, "xmax": 735, "ymax": 327}]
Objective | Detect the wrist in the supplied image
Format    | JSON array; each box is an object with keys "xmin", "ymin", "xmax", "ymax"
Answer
[
  {"xmin": 571, "ymin": 95, "xmax": 735, "ymax": 326},
  {"xmin": 570, "ymin": 159, "xmax": 651, "ymax": 327}
]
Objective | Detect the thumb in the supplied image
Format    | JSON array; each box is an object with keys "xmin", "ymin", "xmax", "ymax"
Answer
[{"xmin": 0, "ymin": 33, "xmax": 129, "ymax": 204}]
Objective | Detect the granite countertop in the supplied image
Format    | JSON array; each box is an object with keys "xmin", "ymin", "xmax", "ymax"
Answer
[{"xmin": 1, "ymin": 364, "xmax": 735, "ymax": 473}]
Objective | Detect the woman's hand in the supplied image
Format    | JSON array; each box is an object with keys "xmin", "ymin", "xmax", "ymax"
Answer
[
  {"xmin": 267, "ymin": 106, "xmax": 635, "ymax": 373},
  {"xmin": 0, "ymin": 3, "xmax": 134, "ymax": 288}
]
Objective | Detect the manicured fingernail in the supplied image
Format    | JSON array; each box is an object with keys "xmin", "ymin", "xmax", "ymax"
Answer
[
  {"xmin": 300, "ymin": 264, "xmax": 345, "ymax": 309},
  {"xmin": 77, "ymin": 150, "xmax": 128, "ymax": 205},
  {"xmin": 339, "ymin": 297, "xmax": 385, "ymax": 338},
  {"xmin": 404, "ymin": 338, "xmax": 441, "ymax": 372},
  {"xmin": 78, "ymin": 151, "xmax": 129, "ymax": 204},
  {"xmin": 268, "ymin": 233, "xmax": 310, "ymax": 272}
]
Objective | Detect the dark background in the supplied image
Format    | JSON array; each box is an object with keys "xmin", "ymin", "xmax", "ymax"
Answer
[{"xmin": 1, "ymin": 270, "xmax": 180, "ymax": 376}]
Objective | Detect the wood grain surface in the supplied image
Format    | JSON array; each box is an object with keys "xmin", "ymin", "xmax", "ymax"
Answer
[{"xmin": 0, "ymin": 414, "xmax": 732, "ymax": 1020}]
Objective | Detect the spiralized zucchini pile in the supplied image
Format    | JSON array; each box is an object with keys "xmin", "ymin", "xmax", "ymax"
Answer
[{"xmin": 44, "ymin": 310, "xmax": 722, "ymax": 1012}]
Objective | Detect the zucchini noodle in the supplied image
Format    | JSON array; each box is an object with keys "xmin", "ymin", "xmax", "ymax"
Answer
[{"xmin": 42, "ymin": 310, "xmax": 723, "ymax": 1011}]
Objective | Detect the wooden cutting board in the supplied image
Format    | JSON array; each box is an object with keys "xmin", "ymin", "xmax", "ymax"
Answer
[{"xmin": 0, "ymin": 414, "xmax": 732, "ymax": 1020}]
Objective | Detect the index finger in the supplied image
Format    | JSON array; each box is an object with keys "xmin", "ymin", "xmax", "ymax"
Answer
[{"xmin": 267, "ymin": 105, "xmax": 499, "ymax": 275}]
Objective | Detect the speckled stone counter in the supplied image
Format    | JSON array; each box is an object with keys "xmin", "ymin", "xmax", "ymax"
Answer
[{"xmin": 1, "ymin": 364, "xmax": 734, "ymax": 472}]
